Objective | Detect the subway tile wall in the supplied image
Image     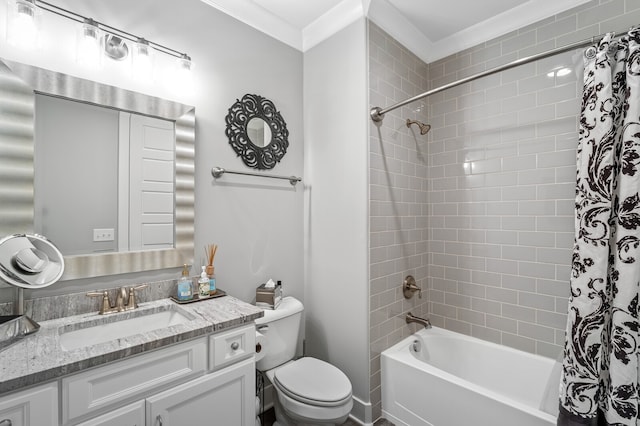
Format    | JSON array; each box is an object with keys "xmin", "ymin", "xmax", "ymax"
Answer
[
  {"xmin": 367, "ymin": 0, "xmax": 640, "ymax": 420},
  {"xmin": 368, "ymin": 22, "xmax": 430, "ymax": 419},
  {"xmin": 426, "ymin": 0, "xmax": 640, "ymax": 358}
]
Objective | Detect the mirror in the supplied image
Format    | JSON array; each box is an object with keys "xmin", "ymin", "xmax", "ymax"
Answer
[
  {"xmin": 34, "ymin": 94, "xmax": 176, "ymax": 256},
  {"xmin": 225, "ymin": 93, "xmax": 289, "ymax": 170},
  {"xmin": 247, "ymin": 117, "xmax": 272, "ymax": 147},
  {"xmin": 0, "ymin": 58, "xmax": 195, "ymax": 281}
]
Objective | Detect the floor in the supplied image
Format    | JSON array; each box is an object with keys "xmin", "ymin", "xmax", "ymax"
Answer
[{"xmin": 261, "ymin": 408, "xmax": 395, "ymax": 425}]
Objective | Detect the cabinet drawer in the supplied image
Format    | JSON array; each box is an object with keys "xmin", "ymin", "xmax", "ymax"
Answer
[
  {"xmin": 62, "ymin": 337, "xmax": 207, "ymax": 423},
  {"xmin": 75, "ymin": 400, "xmax": 144, "ymax": 426},
  {"xmin": 0, "ymin": 382, "xmax": 57, "ymax": 426},
  {"xmin": 209, "ymin": 324, "xmax": 255, "ymax": 371}
]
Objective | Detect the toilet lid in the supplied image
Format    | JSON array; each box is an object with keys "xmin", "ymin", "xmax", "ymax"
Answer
[{"xmin": 273, "ymin": 357, "xmax": 352, "ymax": 407}]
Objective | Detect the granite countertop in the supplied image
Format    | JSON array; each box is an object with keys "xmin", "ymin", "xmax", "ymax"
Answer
[{"xmin": 0, "ymin": 296, "xmax": 263, "ymax": 395}]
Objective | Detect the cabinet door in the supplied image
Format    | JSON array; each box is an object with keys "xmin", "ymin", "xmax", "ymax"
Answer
[
  {"xmin": 146, "ymin": 357, "xmax": 255, "ymax": 426},
  {"xmin": 76, "ymin": 401, "xmax": 145, "ymax": 426},
  {"xmin": 0, "ymin": 382, "xmax": 57, "ymax": 426}
]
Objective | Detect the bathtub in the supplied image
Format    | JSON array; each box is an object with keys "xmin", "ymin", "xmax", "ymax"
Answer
[{"xmin": 381, "ymin": 326, "xmax": 560, "ymax": 426}]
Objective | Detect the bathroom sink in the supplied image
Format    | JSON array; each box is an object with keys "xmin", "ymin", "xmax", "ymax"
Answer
[{"xmin": 59, "ymin": 305, "xmax": 195, "ymax": 351}]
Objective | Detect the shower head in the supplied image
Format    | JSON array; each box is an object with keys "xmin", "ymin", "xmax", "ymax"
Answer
[{"xmin": 406, "ymin": 119, "xmax": 431, "ymax": 135}]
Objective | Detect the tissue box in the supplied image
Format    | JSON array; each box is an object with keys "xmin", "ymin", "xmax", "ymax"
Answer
[{"xmin": 256, "ymin": 282, "xmax": 282, "ymax": 310}]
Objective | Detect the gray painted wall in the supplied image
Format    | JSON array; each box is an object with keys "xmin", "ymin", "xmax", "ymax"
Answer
[
  {"xmin": 303, "ymin": 18, "xmax": 371, "ymax": 422},
  {"xmin": 0, "ymin": 0, "xmax": 304, "ymax": 305}
]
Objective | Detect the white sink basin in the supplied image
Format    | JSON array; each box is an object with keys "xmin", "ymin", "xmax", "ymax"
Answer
[{"xmin": 59, "ymin": 306, "xmax": 194, "ymax": 351}]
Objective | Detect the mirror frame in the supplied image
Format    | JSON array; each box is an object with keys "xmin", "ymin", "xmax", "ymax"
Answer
[
  {"xmin": 224, "ymin": 93, "xmax": 289, "ymax": 170},
  {"xmin": 0, "ymin": 58, "xmax": 195, "ymax": 281}
]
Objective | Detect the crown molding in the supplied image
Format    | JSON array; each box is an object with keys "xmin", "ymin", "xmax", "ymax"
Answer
[
  {"xmin": 302, "ymin": 0, "xmax": 367, "ymax": 52},
  {"xmin": 199, "ymin": 0, "xmax": 302, "ymax": 50},
  {"xmin": 373, "ymin": 0, "xmax": 592, "ymax": 63},
  {"xmin": 367, "ymin": 0, "xmax": 433, "ymax": 64},
  {"xmin": 201, "ymin": 0, "xmax": 592, "ymax": 61},
  {"xmin": 426, "ymin": 0, "xmax": 592, "ymax": 61}
]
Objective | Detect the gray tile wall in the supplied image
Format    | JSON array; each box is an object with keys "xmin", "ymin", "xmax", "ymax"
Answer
[
  {"xmin": 368, "ymin": 22, "xmax": 430, "ymax": 419},
  {"xmin": 367, "ymin": 0, "xmax": 640, "ymax": 420},
  {"xmin": 426, "ymin": 0, "xmax": 640, "ymax": 359}
]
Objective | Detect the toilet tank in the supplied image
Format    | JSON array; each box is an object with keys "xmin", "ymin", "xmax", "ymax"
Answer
[{"xmin": 255, "ymin": 296, "xmax": 303, "ymax": 371}]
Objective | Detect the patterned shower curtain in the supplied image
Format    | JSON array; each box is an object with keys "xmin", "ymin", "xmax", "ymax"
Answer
[{"xmin": 558, "ymin": 28, "xmax": 640, "ymax": 425}]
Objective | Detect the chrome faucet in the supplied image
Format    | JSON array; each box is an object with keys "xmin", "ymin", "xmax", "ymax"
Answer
[
  {"xmin": 86, "ymin": 285, "xmax": 149, "ymax": 315},
  {"xmin": 406, "ymin": 312, "xmax": 431, "ymax": 329}
]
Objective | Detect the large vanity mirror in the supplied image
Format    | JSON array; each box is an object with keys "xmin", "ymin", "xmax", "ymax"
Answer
[{"xmin": 0, "ymin": 58, "xmax": 195, "ymax": 281}]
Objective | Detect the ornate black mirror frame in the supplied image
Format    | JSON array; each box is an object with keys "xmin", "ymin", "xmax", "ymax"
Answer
[{"xmin": 225, "ymin": 94, "xmax": 289, "ymax": 170}]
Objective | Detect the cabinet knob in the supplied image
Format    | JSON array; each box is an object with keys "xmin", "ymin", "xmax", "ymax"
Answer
[
  {"xmin": 231, "ymin": 342, "xmax": 240, "ymax": 350},
  {"xmin": 156, "ymin": 414, "xmax": 164, "ymax": 426},
  {"xmin": 0, "ymin": 420, "xmax": 12, "ymax": 426}
]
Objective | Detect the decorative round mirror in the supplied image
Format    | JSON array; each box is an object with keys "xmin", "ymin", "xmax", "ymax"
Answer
[{"xmin": 225, "ymin": 94, "xmax": 289, "ymax": 170}]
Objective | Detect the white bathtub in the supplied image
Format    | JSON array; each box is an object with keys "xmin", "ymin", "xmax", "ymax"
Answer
[{"xmin": 381, "ymin": 326, "xmax": 560, "ymax": 426}]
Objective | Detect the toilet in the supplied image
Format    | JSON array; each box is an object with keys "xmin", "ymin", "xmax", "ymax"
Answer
[{"xmin": 255, "ymin": 297, "xmax": 353, "ymax": 426}]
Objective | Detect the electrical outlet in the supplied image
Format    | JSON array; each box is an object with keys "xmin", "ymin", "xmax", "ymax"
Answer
[{"xmin": 93, "ymin": 228, "xmax": 115, "ymax": 242}]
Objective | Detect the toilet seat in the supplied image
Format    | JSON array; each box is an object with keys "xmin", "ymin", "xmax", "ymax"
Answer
[{"xmin": 273, "ymin": 357, "xmax": 353, "ymax": 407}]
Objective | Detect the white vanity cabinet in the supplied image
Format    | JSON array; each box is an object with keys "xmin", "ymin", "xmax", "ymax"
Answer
[
  {"xmin": 0, "ymin": 382, "xmax": 58, "ymax": 426},
  {"xmin": 69, "ymin": 323, "xmax": 255, "ymax": 426},
  {"xmin": 0, "ymin": 323, "xmax": 256, "ymax": 426}
]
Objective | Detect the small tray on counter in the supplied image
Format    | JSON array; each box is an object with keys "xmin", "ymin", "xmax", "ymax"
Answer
[{"xmin": 170, "ymin": 289, "xmax": 227, "ymax": 304}]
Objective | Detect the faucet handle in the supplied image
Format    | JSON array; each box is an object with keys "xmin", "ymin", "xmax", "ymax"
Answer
[
  {"xmin": 403, "ymin": 275, "xmax": 422, "ymax": 299},
  {"xmin": 87, "ymin": 291, "xmax": 111, "ymax": 314},
  {"xmin": 126, "ymin": 284, "xmax": 149, "ymax": 310}
]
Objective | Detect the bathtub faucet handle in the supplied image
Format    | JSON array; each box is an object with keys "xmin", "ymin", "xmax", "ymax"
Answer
[{"xmin": 403, "ymin": 275, "xmax": 422, "ymax": 299}]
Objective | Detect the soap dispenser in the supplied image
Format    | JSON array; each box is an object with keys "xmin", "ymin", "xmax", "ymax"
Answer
[
  {"xmin": 198, "ymin": 266, "xmax": 210, "ymax": 297},
  {"xmin": 177, "ymin": 264, "xmax": 193, "ymax": 301}
]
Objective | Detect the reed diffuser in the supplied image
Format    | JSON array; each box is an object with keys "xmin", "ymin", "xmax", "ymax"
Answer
[{"xmin": 204, "ymin": 244, "xmax": 218, "ymax": 294}]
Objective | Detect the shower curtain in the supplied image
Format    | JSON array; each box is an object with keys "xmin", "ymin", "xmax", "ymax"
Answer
[{"xmin": 559, "ymin": 28, "xmax": 640, "ymax": 426}]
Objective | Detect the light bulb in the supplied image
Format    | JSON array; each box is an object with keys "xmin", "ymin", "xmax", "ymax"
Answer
[
  {"xmin": 167, "ymin": 54, "xmax": 194, "ymax": 94},
  {"xmin": 76, "ymin": 18, "xmax": 101, "ymax": 68},
  {"xmin": 6, "ymin": 0, "xmax": 38, "ymax": 49},
  {"xmin": 132, "ymin": 38, "xmax": 154, "ymax": 81}
]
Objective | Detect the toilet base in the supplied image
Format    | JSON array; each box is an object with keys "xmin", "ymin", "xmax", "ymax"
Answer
[{"xmin": 272, "ymin": 392, "xmax": 345, "ymax": 426}]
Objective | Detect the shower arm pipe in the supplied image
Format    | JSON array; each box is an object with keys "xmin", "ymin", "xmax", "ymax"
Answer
[
  {"xmin": 211, "ymin": 166, "xmax": 302, "ymax": 186},
  {"xmin": 370, "ymin": 28, "xmax": 628, "ymax": 123}
]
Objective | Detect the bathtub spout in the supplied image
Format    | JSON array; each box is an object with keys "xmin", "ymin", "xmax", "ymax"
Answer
[{"xmin": 406, "ymin": 312, "xmax": 431, "ymax": 329}]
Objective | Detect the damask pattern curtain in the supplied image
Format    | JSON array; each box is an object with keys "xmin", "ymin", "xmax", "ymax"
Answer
[{"xmin": 559, "ymin": 28, "xmax": 640, "ymax": 425}]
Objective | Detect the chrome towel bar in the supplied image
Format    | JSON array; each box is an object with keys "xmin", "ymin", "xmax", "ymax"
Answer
[{"xmin": 211, "ymin": 167, "xmax": 302, "ymax": 186}]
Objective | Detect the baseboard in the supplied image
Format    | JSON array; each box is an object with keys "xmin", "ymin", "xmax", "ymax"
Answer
[{"xmin": 349, "ymin": 395, "xmax": 373, "ymax": 425}]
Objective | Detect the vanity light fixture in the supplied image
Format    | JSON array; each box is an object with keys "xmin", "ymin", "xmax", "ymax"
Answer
[
  {"xmin": 5, "ymin": 0, "xmax": 192, "ymax": 82},
  {"xmin": 6, "ymin": 0, "xmax": 39, "ymax": 50}
]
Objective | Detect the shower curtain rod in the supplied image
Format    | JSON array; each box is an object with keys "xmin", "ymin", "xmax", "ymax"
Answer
[{"xmin": 370, "ymin": 27, "xmax": 630, "ymax": 123}]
